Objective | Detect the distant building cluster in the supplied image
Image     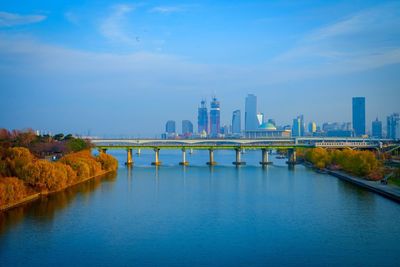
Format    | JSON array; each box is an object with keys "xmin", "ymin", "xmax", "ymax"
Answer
[{"xmin": 162, "ymin": 95, "xmax": 400, "ymax": 140}]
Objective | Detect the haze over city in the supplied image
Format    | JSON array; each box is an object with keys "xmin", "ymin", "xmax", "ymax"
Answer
[{"xmin": 0, "ymin": 0, "xmax": 399, "ymax": 136}]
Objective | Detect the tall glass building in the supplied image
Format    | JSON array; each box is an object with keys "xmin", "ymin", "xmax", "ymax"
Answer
[
  {"xmin": 182, "ymin": 120, "xmax": 193, "ymax": 136},
  {"xmin": 298, "ymin": 115, "xmax": 305, "ymax": 136},
  {"xmin": 165, "ymin": 120, "xmax": 176, "ymax": 134},
  {"xmin": 245, "ymin": 94, "xmax": 258, "ymax": 131},
  {"xmin": 308, "ymin": 122, "xmax": 317, "ymax": 134},
  {"xmin": 257, "ymin": 112, "xmax": 265, "ymax": 126},
  {"xmin": 352, "ymin": 97, "xmax": 366, "ymax": 136},
  {"xmin": 292, "ymin": 117, "xmax": 301, "ymax": 137},
  {"xmin": 197, "ymin": 100, "xmax": 208, "ymax": 134},
  {"xmin": 371, "ymin": 118, "xmax": 382, "ymax": 138},
  {"xmin": 209, "ymin": 97, "xmax": 221, "ymax": 137},
  {"xmin": 387, "ymin": 113, "xmax": 400, "ymax": 139},
  {"xmin": 232, "ymin": 110, "xmax": 241, "ymax": 134}
]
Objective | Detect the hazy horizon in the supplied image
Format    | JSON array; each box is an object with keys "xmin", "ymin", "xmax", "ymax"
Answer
[{"xmin": 1, "ymin": 0, "xmax": 399, "ymax": 136}]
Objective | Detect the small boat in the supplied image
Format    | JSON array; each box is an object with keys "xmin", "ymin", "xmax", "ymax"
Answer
[{"xmin": 276, "ymin": 155, "xmax": 286, "ymax": 159}]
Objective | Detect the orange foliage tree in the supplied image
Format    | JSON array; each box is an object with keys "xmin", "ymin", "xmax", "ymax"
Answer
[
  {"xmin": 304, "ymin": 148, "xmax": 382, "ymax": 179},
  {"xmin": 0, "ymin": 177, "xmax": 29, "ymax": 206},
  {"xmin": 59, "ymin": 150, "xmax": 103, "ymax": 180},
  {"xmin": 96, "ymin": 153, "xmax": 118, "ymax": 171},
  {"xmin": 0, "ymin": 137, "xmax": 119, "ymax": 207}
]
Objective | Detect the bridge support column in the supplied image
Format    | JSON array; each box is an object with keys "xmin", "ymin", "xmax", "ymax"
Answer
[
  {"xmin": 137, "ymin": 149, "xmax": 141, "ymax": 155},
  {"xmin": 260, "ymin": 148, "xmax": 272, "ymax": 166},
  {"xmin": 151, "ymin": 148, "xmax": 162, "ymax": 166},
  {"xmin": 233, "ymin": 148, "xmax": 246, "ymax": 165},
  {"xmin": 179, "ymin": 148, "xmax": 189, "ymax": 166},
  {"xmin": 126, "ymin": 148, "xmax": 133, "ymax": 165},
  {"xmin": 286, "ymin": 148, "xmax": 297, "ymax": 165},
  {"xmin": 207, "ymin": 149, "xmax": 217, "ymax": 166}
]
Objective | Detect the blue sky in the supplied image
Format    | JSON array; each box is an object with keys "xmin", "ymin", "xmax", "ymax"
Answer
[{"xmin": 0, "ymin": 0, "xmax": 399, "ymax": 136}]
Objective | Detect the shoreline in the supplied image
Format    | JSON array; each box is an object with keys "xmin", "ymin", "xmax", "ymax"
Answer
[
  {"xmin": 303, "ymin": 162, "xmax": 400, "ymax": 203},
  {"xmin": 0, "ymin": 170, "xmax": 115, "ymax": 212}
]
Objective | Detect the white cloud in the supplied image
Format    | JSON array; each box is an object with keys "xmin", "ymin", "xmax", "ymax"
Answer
[
  {"xmin": 99, "ymin": 4, "xmax": 137, "ymax": 45},
  {"xmin": 149, "ymin": 6, "xmax": 184, "ymax": 14},
  {"xmin": 0, "ymin": 11, "xmax": 46, "ymax": 27},
  {"xmin": 0, "ymin": 35, "xmax": 242, "ymax": 93},
  {"xmin": 271, "ymin": 2, "xmax": 400, "ymax": 78}
]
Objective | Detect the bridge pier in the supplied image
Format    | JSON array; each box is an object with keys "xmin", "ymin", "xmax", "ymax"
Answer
[
  {"xmin": 207, "ymin": 149, "xmax": 217, "ymax": 166},
  {"xmin": 233, "ymin": 148, "xmax": 246, "ymax": 165},
  {"xmin": 260, "ymin": 148, "xmax": 272, "ymax": 166},
  {"xmin": 286, "ymin": 148, "xmax": 297, "ymax": 165},
  {"xmin": 179, "ymin": 148, "xmax": 189, "ymax": 166},
  {"xmin": 151, "ymin": 148, "xmax": 162, "ymax": 166},
  {"xmin": 136, "ymin": 149, "xmax": 141, "ymax": 155},
  {"xmin": 126, "ymin": 148, "xmax": 133, "ymax": 165}
]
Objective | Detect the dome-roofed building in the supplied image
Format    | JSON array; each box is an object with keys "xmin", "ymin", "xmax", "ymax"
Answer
[
  {"xmin": 259, "ymin": 122, "xmax": 277, "ymax": 131},
  {"xmin": 245, "ymin": 121, "xmax": 290, "ymax": 138}
]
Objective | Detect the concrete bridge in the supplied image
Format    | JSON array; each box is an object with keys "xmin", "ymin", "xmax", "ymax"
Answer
[{"xmin": 90, "ymin": 137, "xmax": 395, "ymax": 166}]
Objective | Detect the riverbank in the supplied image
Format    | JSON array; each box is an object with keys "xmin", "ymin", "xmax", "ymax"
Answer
[
  {"xmin": 304, "ymin": 162, "xmax": 400, "ymax": 203},
  {"xmin": 0, "ymin": 170, "xmax": 114, "ymax": 212}
]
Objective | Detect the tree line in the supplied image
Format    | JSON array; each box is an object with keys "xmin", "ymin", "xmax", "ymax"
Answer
[
  {"xmin": 0, "ymin": 129, "xmax": 118, "ymax": 208},
  {"xmin": 0, "ymin": 128, "xmax": 91, "ymax": 158},
  {"xmin": 303, "ymin": 148, "xmax": 382, "ymax": 180}
]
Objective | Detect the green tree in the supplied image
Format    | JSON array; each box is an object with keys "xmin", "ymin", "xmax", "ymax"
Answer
[{"xmin": 66, "ymin": 138, "xmax": 89, "ymax": 152}]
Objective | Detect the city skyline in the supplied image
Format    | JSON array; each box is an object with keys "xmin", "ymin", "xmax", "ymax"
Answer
[
  {"xmin": 0, "ymin": 0, "xmax": 400, "ymax": 136},
  {"xmin": 161, "ymin": 94, "xmax": 398, "ymax": 139}
]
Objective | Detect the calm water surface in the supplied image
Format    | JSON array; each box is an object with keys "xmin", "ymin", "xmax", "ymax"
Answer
[{"xmin": 1, "ymin": 150, "xmax": 400, "ymax": 267}]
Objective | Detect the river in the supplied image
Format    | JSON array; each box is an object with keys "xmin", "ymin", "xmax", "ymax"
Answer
[{"xmin": 1, "ymin": 150, "xmax": 400, "ymax": 266}]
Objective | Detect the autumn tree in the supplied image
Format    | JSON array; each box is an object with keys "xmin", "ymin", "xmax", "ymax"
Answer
[
  {"xmin": 96, "ymin": 153, "xmax": 118, "ymax": 171},
  {"xmin": 0, "ymin": 177, "xmax": 29, "ymax": 206},
  {"xmin": 4, "ymin": 147, "xmax": 35, "ymax": 178}
]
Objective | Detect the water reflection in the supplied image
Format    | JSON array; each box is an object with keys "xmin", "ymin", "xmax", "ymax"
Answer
[
  {"xmin": 0, "ymin": 171, "xmax": 117, "ymax": 236},
  {"xmin": 127, "ymin": 165, "xmax": 133, "ymax": 193},
  {"xmin": 337, "ymin": 178, "xmax": 377, "ymax": 206}
]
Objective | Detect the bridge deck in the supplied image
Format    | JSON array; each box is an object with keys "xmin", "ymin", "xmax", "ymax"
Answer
[{"xmin": 91, "ymin": 137, "xmax": 392, "ymax": 150}]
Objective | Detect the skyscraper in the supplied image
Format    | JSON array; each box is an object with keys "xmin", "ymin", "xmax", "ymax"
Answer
[
  {"xmin": 232, "ymin": 110, "xmax": 241, "ymax": 134},
  {"xmin": 387, "ymin": 113, "xmax": 400, "ymax": 139},
  {"xmin": 352, "ymin": 97, "xmax": 366, "ymax": 136},
  {"xmin": 299, "ymin": 115, "xmax": 305, "ymax": 136},
  {"xmin": 257, "ymin": 112, "xmax": 264, "ymax": 126},
  {"xmin": 165, "ymin": 120, "xmax": 176, "ymax": 134},
  {"xmin": 371, "ymin": 118, "xmax": 382, "ymax": 138},
  {"xmin": 308, "ymin": 122, "xmax": 317, "ymax": 133},
  {"xmin": 245, "ymin": 94, "xmax": 258, "ymax": 131},
  {"xmin": 197, "ymin": 100, "xmax": 208, "ymax": 134},
  {"xmin": 209, "ymin": 97, "xmax": 221, "ymax": 137},
  {"xmin": 292, "ymin": 117, "xmax": 301, "ymax": 137},
  {"xmin": 182, "ymin": 120, "xmax": 193, "ymax": 136}
]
